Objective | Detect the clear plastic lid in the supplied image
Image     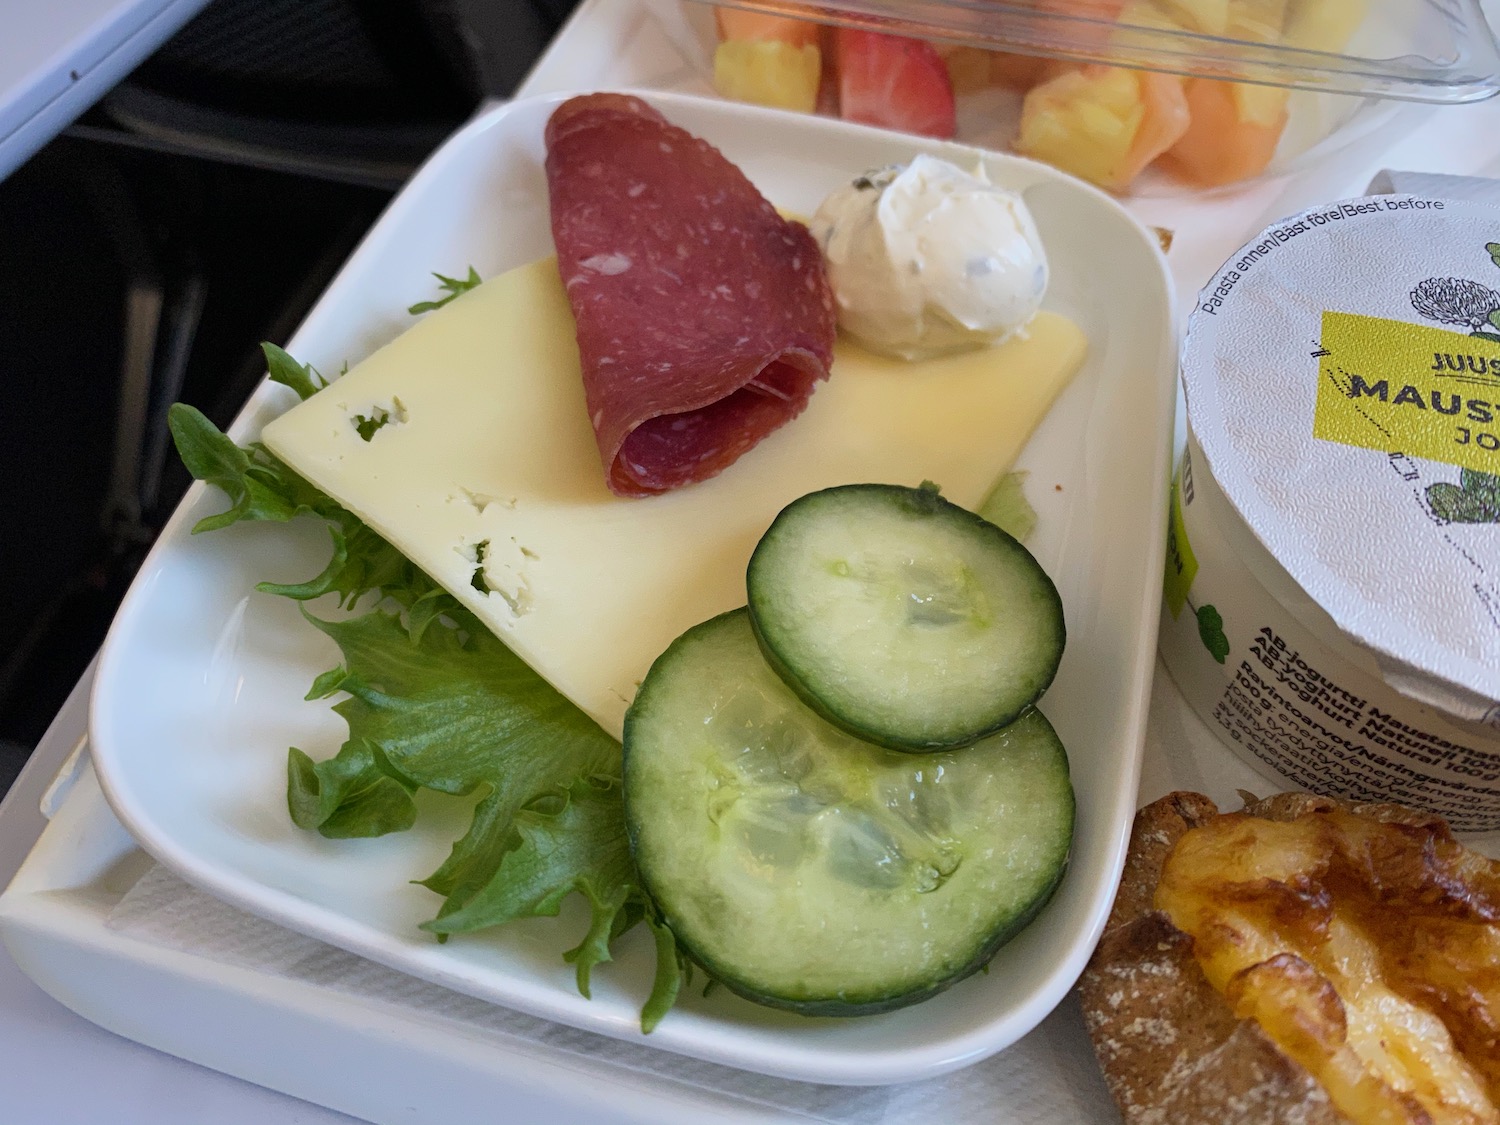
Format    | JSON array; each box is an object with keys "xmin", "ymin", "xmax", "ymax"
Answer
[{"xmin": 704, "ymin": 0, "xmax": 1500, "ymax": 102}]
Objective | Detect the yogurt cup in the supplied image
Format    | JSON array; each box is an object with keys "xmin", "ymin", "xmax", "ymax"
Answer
[{"xmin": 1162, "ymin": 194, "xmax": 1500, "ymax": 832}]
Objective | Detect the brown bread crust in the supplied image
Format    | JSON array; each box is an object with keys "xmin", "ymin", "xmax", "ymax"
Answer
[{"xmin": 1078, "ymin": 791, "xmax": 1352, "ymax": 1125}]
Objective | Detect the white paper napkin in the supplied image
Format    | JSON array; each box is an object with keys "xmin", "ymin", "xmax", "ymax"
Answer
[{"xmin": 105, "ymin": 863, "xmax": 1117, "ymax": 1124}]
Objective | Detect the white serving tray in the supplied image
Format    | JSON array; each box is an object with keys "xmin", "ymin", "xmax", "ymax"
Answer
[
  {"xmin": 0, "ymin": 761, "xmax": 809, "ymax": 1125},
  {"xmin": 15, "ymin": 0, "xmax": 1500, "ymax": 1114},
  {"xmin": 0, "ymin": 663, "xmax": 1280, "ymax": 1125},
  {"xmin": 82, "ymin": 87, "xmax": 1176, "ymax": 1086}
]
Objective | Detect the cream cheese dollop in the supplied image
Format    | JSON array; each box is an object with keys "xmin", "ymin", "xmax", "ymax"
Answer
[{"xmin": 809, "ymin": 155, "xmax": 1049, "ymax": 360}]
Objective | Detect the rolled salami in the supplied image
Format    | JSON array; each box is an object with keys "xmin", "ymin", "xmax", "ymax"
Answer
[{"xmin": 544, "ymin": 94, "xmax": 836, "ymax": 497}]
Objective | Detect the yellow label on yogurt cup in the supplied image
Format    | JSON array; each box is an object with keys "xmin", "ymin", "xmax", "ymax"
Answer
[{"xmin": 1313, "ymin": 311, "xmax": 1500, "ymax": 476}]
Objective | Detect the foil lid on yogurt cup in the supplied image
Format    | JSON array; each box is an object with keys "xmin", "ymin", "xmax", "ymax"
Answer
[{"xmin": 1182, "ymin": 195, "xmax": 1500, "ymax": 728}]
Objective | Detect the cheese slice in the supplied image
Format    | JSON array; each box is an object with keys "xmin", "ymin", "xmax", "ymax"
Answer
[{"xmin": 262, "ymin": 257, "xmax": 1086, "ymax": 739}]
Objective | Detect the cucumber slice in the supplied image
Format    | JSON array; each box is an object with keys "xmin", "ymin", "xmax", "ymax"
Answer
[
  {"xmin": 623, "ymin": 608, "xmax": 1074, "ymax": 1017},
  {"xmin": 747, "ymin": 483, "xmax": 1065, "ymax": 752}
]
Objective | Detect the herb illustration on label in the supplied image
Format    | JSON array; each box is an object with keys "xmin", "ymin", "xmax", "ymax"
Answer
[
  {"xmin": 1409, "ymin": 275, "xmax": 1500, "ymax": 341},
  {"xmin": 1428, "ymin": 467, "xmax": 1500, "ymax": 525},
  {"xmin": 1405, "ymin": 251, "xmax": 1500, "ymax": 524},
  {"xmin": 1196, "ymin": 604, "xmax": 1229, "ymax": 664}
]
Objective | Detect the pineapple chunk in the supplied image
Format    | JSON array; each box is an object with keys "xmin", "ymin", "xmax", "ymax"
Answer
[
  {"xmin": 713, "ymin": 41, "xmax": 822, "ymax": 114},
  {"xmin": 1284, "ymin": 0, "xmax": 1368, "ymax": 52},
  {"xmin": 1017, "ymin": 67, "xmax": 1144, "ymax": 188},
  {"xmin": 1016, "ymin": 65, "xmax": 1188, "ymax": 192},
  {"xmin": 1228, "ymin": 0, "xmax": 1290, "ymax": 41},
  {"xmin": 1116, "ymin": 0, "xmax": 1190, "ymax": 32},
  {"xmin": 1231, "ymin": 81, "xmax": 1290, "ymax": 127},
  {"xmin": 1156, "ymin": 0, "xmax": 1230, "ymax": 35}
]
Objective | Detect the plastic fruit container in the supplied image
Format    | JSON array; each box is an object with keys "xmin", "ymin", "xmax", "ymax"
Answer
[{"xmin": 695, "ymin": 0, "xmax": 1500, "ymax": 193}]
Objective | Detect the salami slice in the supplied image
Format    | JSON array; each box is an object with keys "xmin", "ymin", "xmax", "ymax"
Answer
[{"xmin": 544, "ymin": 94, "xmax": 836, "ymax": 497}]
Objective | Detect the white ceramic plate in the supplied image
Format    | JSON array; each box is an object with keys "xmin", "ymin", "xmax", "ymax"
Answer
[{"xmin": 88, "ymin": 90, "xmax": 1175, "ymax": 1086}]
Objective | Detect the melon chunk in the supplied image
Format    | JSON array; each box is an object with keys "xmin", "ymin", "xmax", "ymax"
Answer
[
  {"xmin": 1159, "ymin": 77, "xmax": 1287, "ymax": 186},
  {"xmin": 714, "ymin": 9, "xmax": 821, "ymax": 47}
]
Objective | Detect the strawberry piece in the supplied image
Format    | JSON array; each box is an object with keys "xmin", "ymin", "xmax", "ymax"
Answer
[{"xmin": 835, "ymin": 29, "xmax": 956, "ymax": 139}]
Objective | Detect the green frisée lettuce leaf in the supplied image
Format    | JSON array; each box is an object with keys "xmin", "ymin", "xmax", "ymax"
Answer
[
  {"xmin": 168, "ymin": 403, "xmax": 324, "ymax": 532},
  {"xmin": 977, "ymin": 470, "xmax": 1038, "ymax": 543},
  {"xmin": 166, "ymin": 345, "xmax": 329, "ymax": 533},
  {"xmin": 287, "ymin": 738, "xmax": 417, "ymax": 838},
  {"xmin": 295, "ymin": 605, "xmax": 618, "ymax": 882},
  {"xmin": 408, "ymin": 266, "xmax": 483, "ymax": 314},
  {"xmin": 168, "ymin": 400, "xmax": 460, "ymax": 622},
  {"xmin": 421, "ymin": 774, "xmax": 638, "ymax": 997},
  {"xmin": 170, "ymin": 392, "xmax": 686, "ymax": 1031},
  {"xmin": 263, "ymin": 341, "xmax": 330, "ymax": 400}
]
